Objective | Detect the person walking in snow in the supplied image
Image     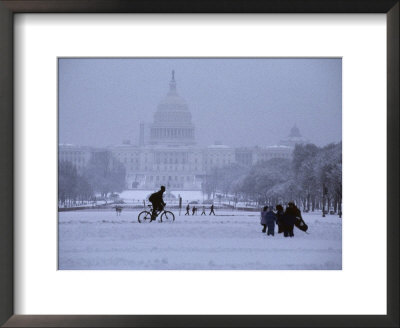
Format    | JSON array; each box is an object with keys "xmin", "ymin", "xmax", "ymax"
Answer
[
  {"xmin": 185, "ymin": 204, "xmax": 190, "ymax": 215},
  {"xmin": 283, "ymin": 202, "xmax": 297, "ymax": 237},
  {"xmin": 201, "ymin": 206, "xmax": 206, "ymax": 215},
  {"xmin": 260, "ymin": 206, "xmax": 269, "ymax": 233},
  {"xmin": 192, "ymin": 206, "xmax": 196, "ymax": 215},
  {"xmin": 265, "ymin": 207, "xmax": 277, "ymax": 236},
  {"xmin": 209, "ymin": 204, "xmax": 216, "ymax": 215},
  {"xmin": 275, "ymin": 204, "xmax": 284, "ymax": 234},
  {"xmin": 115, "ymin": 206, "xmax": 122, "ymax": 216}
]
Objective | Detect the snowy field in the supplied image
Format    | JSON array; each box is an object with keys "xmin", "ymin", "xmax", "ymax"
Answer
[{"xmin": 58, "ymin": 210, "xmax": 342, "ymax": 270}]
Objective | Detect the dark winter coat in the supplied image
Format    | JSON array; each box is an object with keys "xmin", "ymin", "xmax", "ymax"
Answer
[
  {"xmin": 276, "ymin": 210, "xmax": 285, "ymax": 233},
  {"xmin": 265, "ymin": 210, "xmax": 277, "ymax": 226},
  {"xmin": 149, "ymin": 190, "xmax": 165, "ymax": 207},
  {"xmin": 283, "ymin": 207, "xmax": 297, "ymax": 227}
]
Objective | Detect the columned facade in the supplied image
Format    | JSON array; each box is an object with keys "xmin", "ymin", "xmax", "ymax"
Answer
[
  {"xmin": 61, "ymin": 71, "xmax": 297, "ymax": 191},
  {"xmin": 114, "ymin": 71, "xmax": 204, "ymax": 190}
]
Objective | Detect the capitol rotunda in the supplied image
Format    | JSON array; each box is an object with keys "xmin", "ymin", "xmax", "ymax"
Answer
[{"xmin": 149, "ymin": 71, "xmax": 196, "ymax": 146}]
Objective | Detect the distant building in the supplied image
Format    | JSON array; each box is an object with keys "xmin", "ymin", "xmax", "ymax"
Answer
[
  {"xmin": 235, "ymin": 148, "xmax": 254, "ymax": 166},
  {"xmin": 279, "ymin": 124, "xmax": 308, "ymax": 147},
  {"xmin": 58, "ymin": 144, "xmax": 92, "ymax": 172},
  {"xmin": 256, "ymin": 145, "xmax": 293, "ymax": 162},
  {"xmin": 59, "ymin": 72, "xmax": 305, "ymax": 190}
]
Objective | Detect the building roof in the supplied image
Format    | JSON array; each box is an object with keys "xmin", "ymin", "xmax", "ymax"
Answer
[{"xmin": 207, "ymin": 144, "xmax": 231, "ymax": 149}]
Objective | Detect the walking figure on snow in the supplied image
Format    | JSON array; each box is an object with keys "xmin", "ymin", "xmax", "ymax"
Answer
[
  {"xmin": 201, "ymin": 206, "xmax": 206, "ymax": 215},
  {"xmin": 275, "ymin": 204, "xmax": 284, "ymax": 234},
  {"xmin": 209, "ymin": 204, "xmax": 215, "ymax": 215},
  {"xmin": 185, "ymin": 204, "xmax": 190, "ymax": 215},
  {"xmin": 260, "ymin": 206, "xmax": 277, "ymax": 235},
  {"xmin": 115, "ymin": 206, "xmax": 122, "ymax": 216},
  {"xmin": 283, "ymin": 202, "xmax": 297, "ymax": 237},
  {"xmin": 260, "ymin": 206, "xmax": 268, "ymax": 233}
]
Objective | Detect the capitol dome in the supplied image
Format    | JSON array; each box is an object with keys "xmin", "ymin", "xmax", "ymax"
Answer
[
  {"xmin": 289, "ymin": 124, "xmax": 302, "ymax": 138},
  {"xmin": 150, "ymin": 71, "xmax": 195, "ymax": 146},
  {"xmin": 279, "ymin": 124, "xmax": 308, "ymax": 147},
  {"xmin": 157, "ymin": 78, "xmax": 189, "ymax": 111}
]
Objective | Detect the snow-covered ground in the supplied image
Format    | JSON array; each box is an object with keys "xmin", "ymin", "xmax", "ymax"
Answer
[{"xmin": 58, "ymin": 210, "xmax": 342, "ymax": 270}]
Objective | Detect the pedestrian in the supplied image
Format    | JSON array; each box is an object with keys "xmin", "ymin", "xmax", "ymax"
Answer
[
  {"xmin": 192, "ymin": 206, "xmax": 196, "ymax": 215},
  {"xmin": 260, "ymin": 206, "xmax": 268, "ymax": 233},
  {"xmin": 201, "ymin": 206, "xmax": 206, "ymax": 215},
  {"xmin": 185, "ymin": 204, "xmax": 190, "ymax": 215},
  {"xmin": 209, "ymin": 204, "xmax": 216, "ymax": 215},
  {"xmin": 265, "ymin": 207, "xmax": 277, "ymax": 236},
  {"xmin": 283, "ymin": 202, "xmax": 297, "ymax": 237},
  {"xmin": 115, "ymin": 206, "xmax": 122, "ymax": 216},
  {"xmin": 275, "ymin": 204, "xmax": 284, "ymax": 234}
]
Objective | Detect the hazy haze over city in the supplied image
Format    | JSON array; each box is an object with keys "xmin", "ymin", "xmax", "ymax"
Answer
[{"xmin": 59, "ymin": 58, "xmax": 342, "ymax": 148}]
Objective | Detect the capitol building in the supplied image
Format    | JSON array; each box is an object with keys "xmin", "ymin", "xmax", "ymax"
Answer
[{"xmin": 59, "ymin": 72, "xmax": 307, "ymax": 191}]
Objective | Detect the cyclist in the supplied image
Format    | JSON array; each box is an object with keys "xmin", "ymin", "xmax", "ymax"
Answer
[{"xmin": 148, "ymin": 185, "xmax": 166, "ymax": 221}]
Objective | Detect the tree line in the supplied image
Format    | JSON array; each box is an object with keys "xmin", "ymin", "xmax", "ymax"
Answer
[
  {"xmin": 58, "ymin": 151, "xmax": 126, "ymax": 207},
  {"xmin": 202, "ymin": 142, "xmax": 342, "ymax": 216}
]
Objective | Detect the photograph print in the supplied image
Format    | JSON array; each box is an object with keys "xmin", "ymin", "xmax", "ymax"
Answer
[{"xmin": 58, "ymin": 58, "xmax": 342, "ymax": 270}]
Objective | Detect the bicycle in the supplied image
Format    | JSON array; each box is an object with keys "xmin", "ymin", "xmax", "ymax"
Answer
[{"xmin": 137, "ymin": 204, "xmax": 175, "ymax": 223}]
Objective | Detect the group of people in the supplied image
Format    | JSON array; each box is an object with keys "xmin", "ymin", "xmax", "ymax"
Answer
[
  {"xmin": 149, "ymin": 186, "xmax": 217, "ymax": 220},
  {"xmin": 137, "ymin": 186, "xmax": 305, "ymax": 235},
  {"xmin": 260, "ymin": 202, "xmax": 302, "ymax": 237},
  {"xmin": 185, "ymin": 204, "xmax": 216, "ymax": 216}
]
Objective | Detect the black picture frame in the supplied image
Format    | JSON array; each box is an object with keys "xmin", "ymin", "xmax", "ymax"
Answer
[{"xmin": 0, "ymin": 1, "xmax": 398, "ymax": 327}]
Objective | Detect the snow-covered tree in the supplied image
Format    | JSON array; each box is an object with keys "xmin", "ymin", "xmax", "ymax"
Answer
[
  {"xmin": 83, "ymin": 151, "xmax": 126, "ymax": 198},
  {"xmin": 58, "ymin": 160, "xmax": 93, "ymax": 206}
]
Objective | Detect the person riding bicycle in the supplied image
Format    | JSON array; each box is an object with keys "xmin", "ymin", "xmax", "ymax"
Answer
[{"xmin": 148, "ymin": 185, "xmax": 166, "ymax": 221}]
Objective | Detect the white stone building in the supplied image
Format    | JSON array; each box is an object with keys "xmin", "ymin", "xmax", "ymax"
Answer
[
  {"xmin": 58, "ymin": 144, "xmax": 92, "ymax": 172},
  {"xmin": 59, "ymin": 72, "xmax": 305, "ymax": 191},
  {"xmin": 111, "ymin": 71, "xmax": 207, "ymax": 190},
  {"xmin": 279, "ymin": 124, "xmax": 308, "ymax": 147}
]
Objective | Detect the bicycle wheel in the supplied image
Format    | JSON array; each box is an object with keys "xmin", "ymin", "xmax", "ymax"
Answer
[
  {"xmin": 138, "ymin": 211, "xmax": 152, "ymax": 223},
  {"xmin": 160, "ymin": 210, "xmax": 175, "ymax": 222}
]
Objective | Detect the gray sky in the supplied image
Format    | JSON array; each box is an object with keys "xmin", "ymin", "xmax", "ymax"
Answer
[{"xmin": 59, "ymin": 58, "xmax": 341, "ymax": 147}]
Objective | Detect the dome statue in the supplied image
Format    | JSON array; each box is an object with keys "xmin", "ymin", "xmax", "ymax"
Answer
[{"xmin": 157, "ymin": 70, "xmax": 189, "ymax": 111}]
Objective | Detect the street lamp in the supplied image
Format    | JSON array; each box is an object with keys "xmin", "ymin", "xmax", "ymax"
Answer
[{"xmin": 322, "ymin": 184, "xmax": 328, "ymax": 217}]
